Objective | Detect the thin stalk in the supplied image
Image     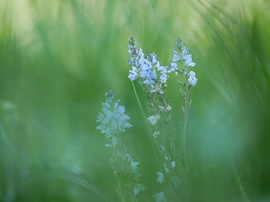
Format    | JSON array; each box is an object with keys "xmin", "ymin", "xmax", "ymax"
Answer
[
  {"xmin": 116, "ymin": 176, "xmax": 126, "ymax": 202},
  {"xmin": 131, "ymin": 82, "xmax": 148, "ymax": 123},
  {"xmin": 229, "ymin": 146, "xmax": 250, "ymax": 202},
  {"xmin": 182, "ymin": 85, "xmax": 189, "ymax": 165},
  {"xmin": 131, "ymin": 82, "xmax": 160, "ymax": 160}
]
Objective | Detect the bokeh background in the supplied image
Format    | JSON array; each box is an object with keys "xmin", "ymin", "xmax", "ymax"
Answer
[{"xmin": 0, "ymin": 0, "xmax": 270, "ymax": 201}]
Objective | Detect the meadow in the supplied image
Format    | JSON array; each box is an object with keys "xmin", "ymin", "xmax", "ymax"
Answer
[{"xmin": 0, "ymin": 0, "xmax": 270, "ymax": 201}]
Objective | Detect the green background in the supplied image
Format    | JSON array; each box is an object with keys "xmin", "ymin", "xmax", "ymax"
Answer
[{"xmin": 0, "ymin": 0, "xmax": 270, "ymax": 201}]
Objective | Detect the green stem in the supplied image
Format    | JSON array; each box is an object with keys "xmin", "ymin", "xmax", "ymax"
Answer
[
  {"xmin": 131, "ymin": 82, "xmax": 147, "ymax": 122},
  {"xmin": 131, "ymin": 82, "xmax": 157, "ymax": 148},
  {"xmin": 131, "ymin": 82, "xmax": 163, "ymax": 170},
  {"xmin": 182, "ymin": 86, "xmax": 189, "ymax": 165},
  {"xmin": 230, "ymin": 149, "xmax": 250, "ymax": 202}
]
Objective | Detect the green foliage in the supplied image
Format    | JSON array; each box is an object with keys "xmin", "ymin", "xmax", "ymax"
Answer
[{"xmin": 0, "ymin": 0, "xmax": 270, "ymax": 201}]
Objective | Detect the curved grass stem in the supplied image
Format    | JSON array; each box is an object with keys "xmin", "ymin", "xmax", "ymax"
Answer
[{"xmin": 131, "ymin": 82, "xmax": 161, "ymax": 164}]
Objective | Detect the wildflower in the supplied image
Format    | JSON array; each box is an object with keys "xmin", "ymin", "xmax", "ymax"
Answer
[
  {"xmin": 96, "ymin": 91, "xmax": 132, "ymax": 142},
  {"xmin": 188, "ymin": 71, "xmax": 197, "ymax": 86},
  {"xmin": 135, "ymin": 49, "xmax": 145, "ymax": 66},
  {"xmin": 182, "ymin": 47, "xmax": 196, "ymax": 67},
  {"xmin": 169, "ymin": 62, "xmax": 178, "ymax": 73},
  {"xmin": 128, "ymin": 67, "xmax": 138, "ymax": 81},
  {"xmin": 153, "ymin": 131, "xmax": 160, "ymax": 138},
  {"xmin": 153, "ymin": 192, "xmax": 166, "ymax": 202},
  {"xmin": 171, "ymin": 161, "xmax": 175, "ymax": 168},
  {"xmin": 148, "ymin": 53, "xmax": 159, "ymax": 66},
  {"xmin": 172, "ymin": 50, "xmax": 181, "ymax": 62},
  {"xmin": 96, "ymin": 90, "xmax": 145, "ymax": 199},
  {"xmin": 159, "ymin": 105, "xmax": 172, "ymax": 112},
  {"xmin": 140, "ymin": 59, "xmax": 156, "ymax": 85},
  {"xmin": 157, "ymin": 65, "xmax": 168, "ymax": 84},
  {"xmin": 159, "ymin": 73, "xmax": 168, "ymax": 84},
  {"xmin": 128, "ymin": 38, "xmax": 145, "ymax": 68},
  {"xmin": 140, "ymin": 60, "xmax": 151, "ymax": 78},
  {"xmin": 147, "ymin": 114, "xmax": 161, "ymax": 125},
  {"xmin": 134, "ymin": 184, "xmax": 145, "ymax": 195},
  {"xmin": 157, "ymin": 172, "xmax": 164, "ymax": 184}
]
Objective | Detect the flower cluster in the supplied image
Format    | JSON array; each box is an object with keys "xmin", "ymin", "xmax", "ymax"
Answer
[
  {"xmin": 96, "ymin": 90, "xmax": 144, "ymax": 198},
  {"xmin": 172, "ymin": 39, "xmax": 196, "ymax": 67},
  {"xmin": 97, "ymin": 90, "xmax": 132, "ymax": 147},
  {"xmin": 127, "ymin": 37, "xmax": 198, "ymax": 201},
  {"xmin": 128, "ymin": 37, "xmax": 197, "ymax": 92},
  {"xmin": 170, "ymin": 38, "xmax": 197, "ymax": 86},
  {"xmin": 128, "ymin": 37, "xmax": 170, "ymax": 94}
]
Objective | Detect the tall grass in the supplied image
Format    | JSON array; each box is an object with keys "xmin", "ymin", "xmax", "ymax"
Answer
[{"xmin": 0, "ymin": 0, "xmax": 269, "ymax": 201}]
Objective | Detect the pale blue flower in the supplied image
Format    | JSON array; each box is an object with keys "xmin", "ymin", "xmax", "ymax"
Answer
[
  {"xmin": 135, "ymin": 49, "xmax": 144, "ymax": 66},
  {"xmin": 188, "ymin": 71, "xmax": 197, "ymax": 86},
  {"xmin": 157, "ymin": 171, "xmax": 164, "ymax": 184},
  {"xmin": 169, "ymin": 63, "xmax": 178, "ymax": 72},
  {"xmin": 149, "ymin": 53, "xmax": 159, "ymax": 65},
  {"xmin": 96, "ymin": 91, "xmax": 132, "ymax": 141},
  {"xmin": 128, "ymin": 67, "xmax": 138, "ymax": 81},
  {"xmin": 140, "ymin": 60, "xmax": 151, "ymax": 78},
  {"xmin": 128, "ymin": 37, "xmax": 145, "ymax": 70},
  {"xmin": 147, "ymin": 114, "xmax": 160, "ymax": 125},
  {"xmin": 159, "ymin": 105, "xmax": 172, "ymax": 112},
  {"xmin": 153, "ymin": 192, "xmax": 166, "ymax": 202},
  {"xmin": 128, "ymin": 48, "xmax": 144, "ymax": 68},
  {"xmin": 159, "ymin": 73, "xmax": 168, "ymax": 84},
  {"xmin": 171, "ymin": 161, "xmax": 175, "ymax": 168},
  {"xmin": 127, "ymin": 44, "xmax": 135, "ymax": 54},
  {"xmin": 144, "ymin": 77, "xmax": 155, "ymax": 85},
  {"xmin": 134, "ymin": 184, "xmax": 145, "ymax": 195},
  {"xmin": 172, "ymin": 50, "xmax": 180, "ymax": 62},
  {"xmin": 157, "ymin": 65, "xmax": 168, "ymax": 84},
  {"xmin": 157, "ymin": 65, "xmax": 166, "ymax": 72},
  {"xmin": 97, "ymin": 89, "xmax": 145, "ymax": 197},
  {"xmin": 140, "ymin": 59, "xmax": 156, "ymax": 85},
  {"xmin": 182, "ymin": 47, "xmax": 196, "ymax": 67}
]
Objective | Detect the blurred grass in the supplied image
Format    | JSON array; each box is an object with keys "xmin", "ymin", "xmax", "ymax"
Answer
[{"xmin": 0, "ymin": 0, "xmax": 270, "ymax": 201}]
